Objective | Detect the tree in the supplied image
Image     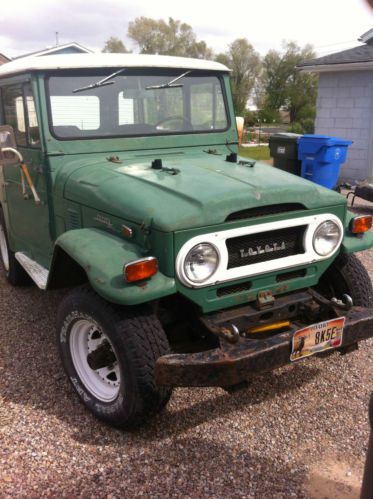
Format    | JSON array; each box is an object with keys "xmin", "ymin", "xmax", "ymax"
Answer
[
  {"xmin": 261, "ymin": 41, "xmax": 318, "ymax": 123},
  {"xmin": 102, "ymin": 37, "xmax": 129, "ymax": 53},
  {"xmin": 127, "ymin": 17, "xmax": 213, "ymax": 59},
  {"xmin": 216, "ymin": 39, "xmax": 261, "ymax": 116},
  {"xmin": 261, "ymin": 49, "xmax": 288, "ymax": 111}
]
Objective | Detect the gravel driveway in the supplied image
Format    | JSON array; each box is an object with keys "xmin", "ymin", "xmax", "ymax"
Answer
[{"xmin": 1, "ymin": 196, "xmax": 373, "ymax": 498}]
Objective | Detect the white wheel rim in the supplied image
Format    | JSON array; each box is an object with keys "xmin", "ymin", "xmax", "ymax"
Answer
[
  {"xmin": 69, "ymin": 319, "xmax": 121, "ymax": 402},
  {"xmin": 0, "ymin": 223, "xmax": 9, "ymax": 272}
]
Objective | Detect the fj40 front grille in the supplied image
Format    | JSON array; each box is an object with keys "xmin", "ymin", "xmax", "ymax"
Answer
[
  {"xmin": 226, "ymin": 225, "xmax": 307, "ymax": 268},
  {"xmin": 175, "ymin": 213, "xmax": 343, "ymax": 288}
]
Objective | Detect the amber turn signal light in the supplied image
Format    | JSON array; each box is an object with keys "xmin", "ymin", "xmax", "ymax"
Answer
[
  {"xmin": 350, "ymin": 215, "xmax": 373, "ymax": 234},
  {"xmin": 124, "ymin": 257, "xmax": 158, "ymax": 282}
]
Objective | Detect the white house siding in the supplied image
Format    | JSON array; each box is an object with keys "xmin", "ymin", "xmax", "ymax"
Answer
[{"xmin": 315, "ymin": 70, "xmax": 373, "ymax": 181}]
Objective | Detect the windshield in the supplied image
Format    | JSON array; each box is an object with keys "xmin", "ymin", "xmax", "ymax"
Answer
[{"xmin": 47, "ymin": 69, "xmax": 228, "ymax": 139}]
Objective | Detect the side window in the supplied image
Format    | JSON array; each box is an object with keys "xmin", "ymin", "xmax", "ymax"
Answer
[
  {"xmin": 24, "ymin": 83, "xmax": 41, "ymax": 147},
  {"xmin": 2, "ymin": 84, "xmax": 27, "ymax": 146},
  {"xmin": 1, "ymin": 83, "xmax": 41, "ymax": 148}
]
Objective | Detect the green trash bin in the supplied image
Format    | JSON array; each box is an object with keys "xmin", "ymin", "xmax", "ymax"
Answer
[{"xmin": 269, "ymin": 133, "xmax": 302, "ymax": 176}]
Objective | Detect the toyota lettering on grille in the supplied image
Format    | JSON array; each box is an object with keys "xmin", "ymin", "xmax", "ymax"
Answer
[{"xmin": 239, "ymin": 241, "xmax": 286, "ymax": 258}]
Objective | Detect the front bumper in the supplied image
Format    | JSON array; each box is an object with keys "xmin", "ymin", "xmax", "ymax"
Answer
[{"xmin": 155, "ymin": 305, "xmax": 373, "ymax": 387}]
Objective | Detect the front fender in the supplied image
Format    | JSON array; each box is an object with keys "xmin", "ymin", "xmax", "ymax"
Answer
[
  {"xmin": 51, "ymin": 228, "xmax": 176, "ymax": 305},
  {"xmin": 341, "ymin": 210, "xmax": 373, "ymax": 253},
  {"xmin": 341, "ymin": 231, "xmax": 373, "ymax": 253}
]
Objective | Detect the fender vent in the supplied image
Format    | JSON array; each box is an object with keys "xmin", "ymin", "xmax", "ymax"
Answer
[{"xmin": 66, "ymin": 208, "xmax": 81, "ymax": 230}]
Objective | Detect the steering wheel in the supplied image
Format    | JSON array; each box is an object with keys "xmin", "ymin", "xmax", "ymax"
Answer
[{"xmin": 155, "ymin": 116, "xmax": 192, "ymax": 130}]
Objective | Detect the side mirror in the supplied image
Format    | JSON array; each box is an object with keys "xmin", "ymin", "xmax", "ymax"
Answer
[{"xmin": 0, "ymin": 125, "xmax": 20, "ymax": 164}]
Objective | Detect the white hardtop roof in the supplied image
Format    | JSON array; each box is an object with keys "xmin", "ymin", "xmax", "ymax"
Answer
[{"xmin": 0, "ymin": 53, "xmax": 230, "ymax": 77}]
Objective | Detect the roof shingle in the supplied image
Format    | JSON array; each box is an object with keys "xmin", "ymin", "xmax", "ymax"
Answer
[{"xmin": 298, "ymin": 43, "xmax": 373, "ymax": 68}]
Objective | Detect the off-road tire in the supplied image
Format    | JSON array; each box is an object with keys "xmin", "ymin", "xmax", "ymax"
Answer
[
  {"xmin": 321, "ymin": 253, "xmax": 373, "ymax": 307},
  {"xmin": 57, "ymin": 285, "xmax": 172, "ymax": 429},
  {"xmin": 0, "ymin": 207, "xmax": 30, "ymax": 286}
]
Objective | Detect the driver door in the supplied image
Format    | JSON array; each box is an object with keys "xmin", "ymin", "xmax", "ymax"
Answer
[{"xmin": 1, "ymin": 81, "xmax": 52, "ymax": 266}]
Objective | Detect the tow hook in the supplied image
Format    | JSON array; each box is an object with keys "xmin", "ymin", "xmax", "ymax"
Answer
[
  {"xmin": 331, "ymin": 294, "xmax": 353, "ymax": 311},
  {"xmin": 218, "ymin": 324, "xmax": 240, "ymax": 344},
  {"xmin": 308, "ymin": 288, "xmax": 354, "ymax": 311}
]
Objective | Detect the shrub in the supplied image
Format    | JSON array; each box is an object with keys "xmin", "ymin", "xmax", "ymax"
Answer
[
  {"xmin": 297, "ymin": 105, "xmax": 316, "ymax": 122},
  {"xmin": 257, "ymin": 108, "xmax": 281, "ymax": 124},
  {"xmin": 244, "ymin": 110, "xmax": 257, "ymax": 127},
  {"xmin": 287, "ymin": 122, "xmax": 304, "ymax": 134},
  {"xmin": 287, "ymin": 118, "xmax": 315, "ymax": 135},
  {"xmin": 301, "ymin": 118, "xmax": 315, "ymax": 134}
]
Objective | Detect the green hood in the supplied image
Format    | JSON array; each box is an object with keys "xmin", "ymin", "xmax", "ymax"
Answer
[{"xmin": 62, "ymin": 154, "xmax": 345, "ymax": 232}]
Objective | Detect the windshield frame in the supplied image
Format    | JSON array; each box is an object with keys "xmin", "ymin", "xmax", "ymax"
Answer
[{"xmin": 45, "ymin": 68, "xmax": 231, "ymax": 141}]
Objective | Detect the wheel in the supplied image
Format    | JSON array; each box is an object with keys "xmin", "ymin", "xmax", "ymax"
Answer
[
  {"xmin": 0, "ymin": 207, "xmax": 30, "ymax": 285},
  {"xmin": 319, "ymin": 253, "xmax": 373, "ymax": 307},
  {"xmin": 57, "ymin": 285, "xmax": 172, "ymax": 428}
]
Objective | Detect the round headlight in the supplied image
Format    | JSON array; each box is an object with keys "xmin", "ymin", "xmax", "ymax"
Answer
[
  {"xmin": 184, "ymin": 243, "xmax": 219, "ymax": 283},
  {"xmin": 313, "ymin": 220, "xmax": 341, "ymax": 256}
]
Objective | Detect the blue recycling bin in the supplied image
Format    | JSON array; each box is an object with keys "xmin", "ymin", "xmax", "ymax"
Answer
[{"xmin": 298, "ymin": 134, "xmax": 353, "ymax": 189}]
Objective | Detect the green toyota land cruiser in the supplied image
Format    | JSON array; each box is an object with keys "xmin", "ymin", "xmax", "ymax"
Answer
[{"xmin": 0, "ymin": 53, "xmax": 372, "ymax": 428}]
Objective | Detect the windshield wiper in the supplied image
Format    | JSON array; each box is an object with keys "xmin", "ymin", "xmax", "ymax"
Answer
[
  {"xmin": 72, "ymin": 68, "xmax": 126, "ymax": 93},
  {"xmin": 145, "ymin": 70, "xmax": 191, "ymax": 90}
]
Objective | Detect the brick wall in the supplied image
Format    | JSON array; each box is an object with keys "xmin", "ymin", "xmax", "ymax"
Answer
[{"xmin": 315, "ymin": 70, "xmax": 373, "ymax": 181}]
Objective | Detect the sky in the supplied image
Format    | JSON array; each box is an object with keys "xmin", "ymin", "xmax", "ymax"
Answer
[{"xmin": 1, "ymin": 0, "xmax": 372, "ymax": 59}]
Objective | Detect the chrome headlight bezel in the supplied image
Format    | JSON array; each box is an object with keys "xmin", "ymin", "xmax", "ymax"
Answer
[
  {"xmin": 183, "ymin": 242, "xmax": 220, "ymax": 283},
  {"xmin": 312, "ymin": 220, "xmax": 342, "ymax": 256}
]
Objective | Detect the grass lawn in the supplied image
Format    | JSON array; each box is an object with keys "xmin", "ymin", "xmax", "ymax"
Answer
[{"xmin": 239, "ymin": 145, "xmax": 271, "ymax": 161}]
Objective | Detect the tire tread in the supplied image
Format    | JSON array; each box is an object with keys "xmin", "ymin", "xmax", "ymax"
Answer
[
  {"xmin": 334, "ymin": 253, "xmax": 373, "ymax": 307},
  {"xmin": 57, "ymin": 284, "xmax": 172, "ymax": 429}
]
